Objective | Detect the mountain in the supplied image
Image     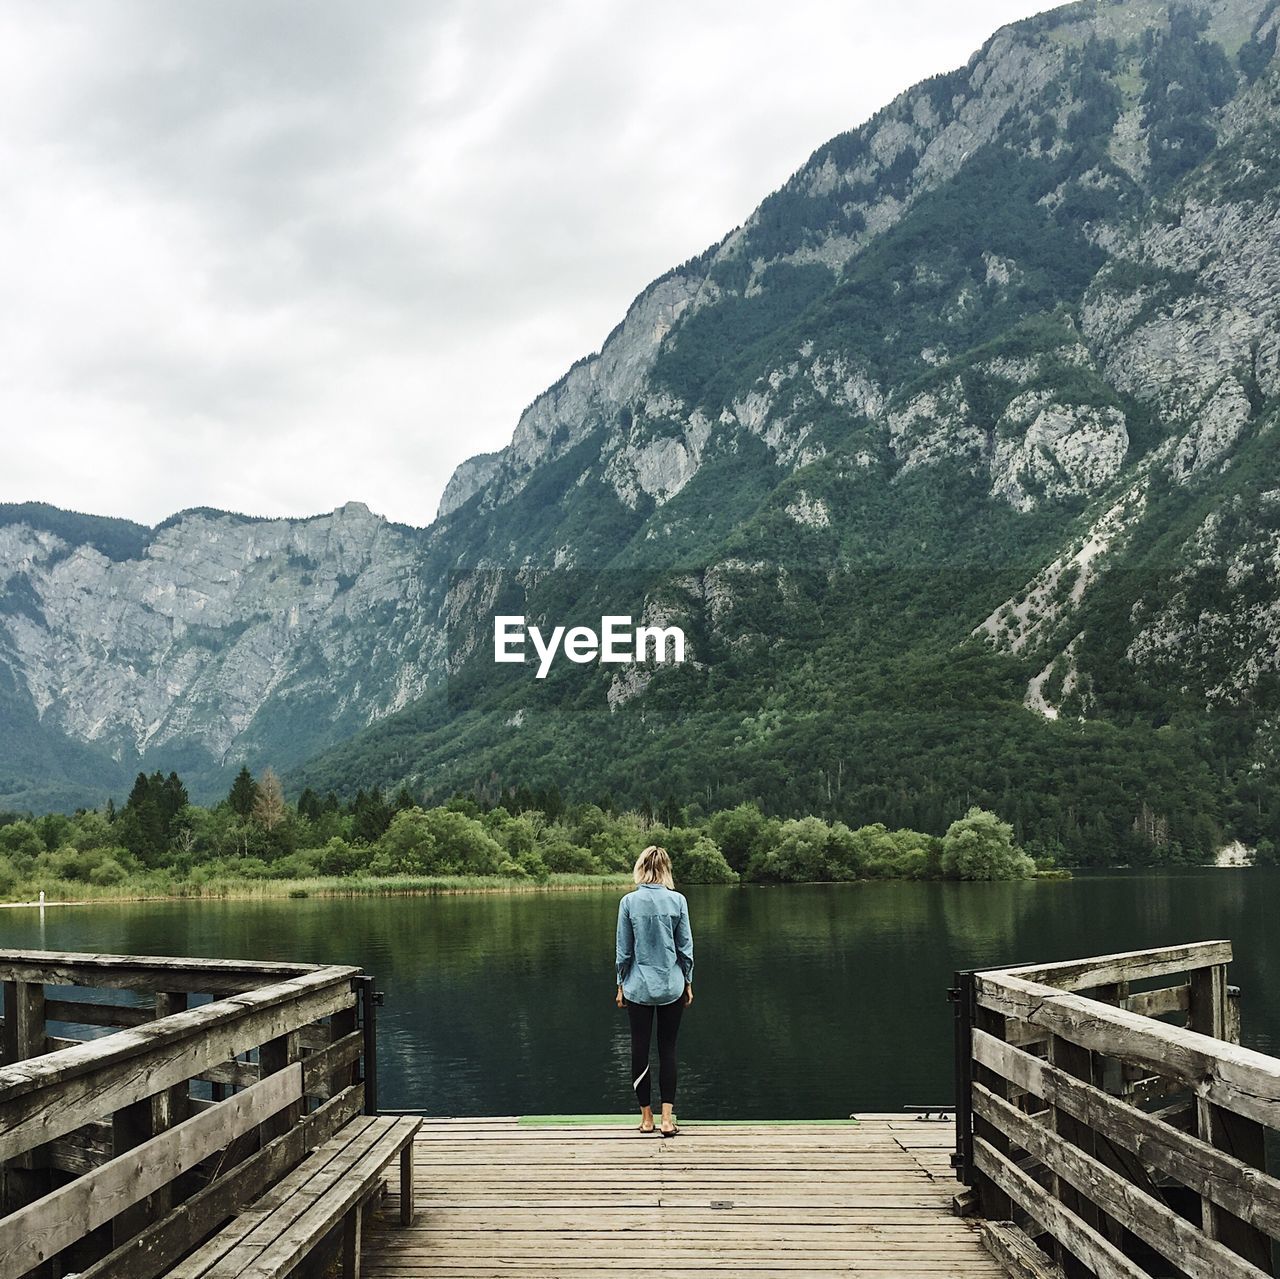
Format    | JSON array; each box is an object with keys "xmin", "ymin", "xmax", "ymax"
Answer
[
  {"xmin": 4, "ymin": 0, "xmax": 1280, "ymax": 863},
  {"xmin": 0, "ymin": 502, "xmax": 431, "ymax": 809}
]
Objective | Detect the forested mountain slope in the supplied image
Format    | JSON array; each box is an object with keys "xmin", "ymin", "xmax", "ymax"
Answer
[{"xmin": 4, "ymin": 0, "xmax": 1280, "ymax": 864}]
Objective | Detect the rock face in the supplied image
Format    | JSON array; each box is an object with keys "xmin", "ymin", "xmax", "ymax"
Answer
[
  {"xmin": 437, "ymin": 453, "xmax": 502, "ymax": 518},
  {"xmin": 0, "ymin": 504, "xmax": 439, "ymax": 805},
  {"xmin": 990, "ymin": 399, "xmax": 1129, "ymax": 512},
  {"xmin": 5, "ymin": 0, "xmax": 1280, "ymax": 824}
]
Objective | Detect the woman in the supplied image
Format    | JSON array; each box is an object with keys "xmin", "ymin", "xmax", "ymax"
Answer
[{"xmin": 615, "ymin": 845, "xmax": 694, "ymax": 1137}]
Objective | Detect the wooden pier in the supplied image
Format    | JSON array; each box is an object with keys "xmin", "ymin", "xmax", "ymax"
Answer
[
  {"xmin": 362, "ymin": 1114, "xmax": 1000, "ymax": 1277},
  {"xmin": 3, "ymin": 941, "xmax": 1280, "ymax": 1279}
]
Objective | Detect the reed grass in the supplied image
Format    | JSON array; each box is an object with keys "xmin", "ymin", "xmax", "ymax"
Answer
[{"xmin": 0, "ymin": 871, "xmax": 634, "ymax": 907}]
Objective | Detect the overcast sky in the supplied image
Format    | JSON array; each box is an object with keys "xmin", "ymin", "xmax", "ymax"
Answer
[{"xmin": 0, "ymin": 0, "xmax": 1052, "ymax": 529}]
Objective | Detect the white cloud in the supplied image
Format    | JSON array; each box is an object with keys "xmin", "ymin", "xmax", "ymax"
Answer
[{"xmin": 0, "ymin": 0, "xmax": 1052, "ymax": 528}]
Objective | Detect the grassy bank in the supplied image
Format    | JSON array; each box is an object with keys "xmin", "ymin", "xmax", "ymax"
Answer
[{"xmin": 0, "ymin": 871, "xmax": 635, "ymax": 907}]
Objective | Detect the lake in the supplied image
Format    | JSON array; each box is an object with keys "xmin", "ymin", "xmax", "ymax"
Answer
[{"xmin": 2, "ymin": 869, "xmax": 1276, "ymax": 1118}]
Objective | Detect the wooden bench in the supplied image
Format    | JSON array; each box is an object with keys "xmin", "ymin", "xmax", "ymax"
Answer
[
  {"xmin": 164, "ymin": 1112, "xmax": 421, "ymax": 1279},
  {"xmin": 0, "ymin": 1060, "xmax": 419, "ymax": 1279}
]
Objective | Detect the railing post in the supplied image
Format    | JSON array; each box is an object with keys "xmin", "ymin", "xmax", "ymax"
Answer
[
  {"xmin": 260, "ymin": 1029, "xmax": 302, "ymax": 1142},
  {"xmin": 971, "ymin": 996, "xmax": 1012, "ymax": 1221},
  {"xmin": 328, "ymin": 997, "xmax": 358, "ymax": 1112},
  {"xmin": 2, "ymin": 980, "xmax": 46, "ymax": 1063},
  {"xmin": 1189, "ymin": 963, "xmax": 1271, "ymax": 1270},
  {"xmin": 1046, "ymin": 1032, "xmax": 1114, "ymax": 1277},
  {"xmin": 358, "ymin": 975, "xmax": 381, "ymax": 1116},
  {"xmin": 112, "ymin": 1095, "xmax": 157, "ymax": 1246},
  {"xmin": 1189, "ymin": 963, "xmax": 1228, "ymax": 1040},
  {"xmin": 152, "ymin": 991, "xmax": 191, "ymax": 1214},
  {"xmin": 950, "ymin": 970, "xmax": 975, "ymax": 1186},
  {"xmin": 1226, "ymin": 984, "xmax": 1242, "ymax": 1045},
  {"xmin": 953, "ymin": 963, "xmax": 1025, "ymax": 1208},
  {"xmin": 155, "ymin": 992, "xmax": 191, "ymax": 1131},
  {"xmin": 1, "ymin": 980, "xmax": 50, "ymax": 1219}
]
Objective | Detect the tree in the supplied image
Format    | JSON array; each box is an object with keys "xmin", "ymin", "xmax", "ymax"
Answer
[
  {"xmin": 535, "ymin": 785, "xmax": 564, "ymax": 821},
  {"xmin": 228, "ymin": 767, "xmax": 259, "ymax": 819},
  {"xmin": 252, "ymin": 768, "xmax": 287, "ymax": 832},
  {"xmin": 940, "ymin": 808, "xmax": 1034, "ymax": 881},
  {"xmin": 672, "ymin": 837, "xmax": 738, "ymax": 884},
  {"xmin": 0, "ymin": 821, "xmax": 44, "ymax": 860},
  {"xmin": 372, "ymin": 809, "xmax": 438, "ymax": 874},
  {"xmin": 66, "ymin": 810, "xmax": 114, "ymax": 851},
  {"xmin": 159, "ymin": 772, "xmax": 189, "ymax": 827},
  {"xmin": 317, "ymin": 837, "xmax": 366, "ymax": 876},
  {"xmin": 748, "ymin": 817, "xmax": 837, "ymax": 882},
  {"xmin": 350, "ymin": 786, "xmax": 393, "ymax": 843},
  {"xmin": 118, "ymin": 772, "xmax": 167, "ymax": 865},
  {"xmin": 372, "ymin": 806, "xmax": 508, "ymax": 875},
  {"xmin": 417, "ymin": 808, "xmax": 504, "ymax": 874},
  {"xmin": 708, "ymin": 803, "xmax": 776, "ymax": 872}
]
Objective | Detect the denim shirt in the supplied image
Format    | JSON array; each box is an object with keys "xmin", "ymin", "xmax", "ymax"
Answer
[{"xmin": 615, "ymin": 883, "xmax": 694, "ymax": 1006}]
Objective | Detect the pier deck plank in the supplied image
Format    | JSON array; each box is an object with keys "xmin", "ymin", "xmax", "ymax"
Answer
[{"xmin": 361, "ymin": 1114, "xmax": 1002, "ymax": 1277}]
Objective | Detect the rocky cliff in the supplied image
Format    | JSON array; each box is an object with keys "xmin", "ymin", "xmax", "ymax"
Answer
[{"xmin": 0, "ymin": 503, "xmax": 438, "ymax": 806}]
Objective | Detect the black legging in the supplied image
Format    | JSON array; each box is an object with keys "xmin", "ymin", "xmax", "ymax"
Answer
[{"xmin": 626, "ymin": 997, "xmax": 685, "ymax": 1107}]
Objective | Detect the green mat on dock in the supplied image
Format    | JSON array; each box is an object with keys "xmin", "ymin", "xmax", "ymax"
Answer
[{"xmin": 516, "ymin": 1114, "xmax": 859, "ymax": 1126}]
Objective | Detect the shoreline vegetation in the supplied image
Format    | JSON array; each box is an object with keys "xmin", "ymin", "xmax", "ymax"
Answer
[
  {"xmin": 0, "ymin": 767, "xmax": 1066, "ymax": 906},
  {"xmin": 0, "ymin": 872, "xmax": 637, "ymax": 907}
]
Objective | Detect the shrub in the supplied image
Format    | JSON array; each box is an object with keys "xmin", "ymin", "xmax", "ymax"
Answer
[
  {"xmin": 538, "ymin": 832, "xmax": 600, "ymax": 875},
  {"xmin": 748, "ymin": 817, "xmax": 840, "ymax": 882},
  {"xmin": 269, "ymin": 850, "xmax": 323, "ymax": 879},
  {"xmin": 516, "ymin": 848, "xmax": 551, "ymax": 883},
  {"xmin": 229, "ymin": 857, "xmax": 273, "ymax": 879},
  {"xmin": 34, "ymin": 846, "xmax": 91, "ymax": 881},
  {"xmin": 88, "ymin": 855, "xmax": 128, "ymax": 886},
  {"xmin": 316, "ymin": 837, "xmax": 365, "ymax": 876},
  {"xmin": 589, "ymin": 826, "xmax": 646, "ymax": 873},
  {"xmin": 708, "ymin": 803, "xmax": 778, "ymax": 871},
  {"xmin": 374, "ymin": 809, "xmax": 439, "ymax": 874},
  {"xmin": 374, "ymin": 807, "xmax": 505, "ymax": 876},
  {"xmin": 940, "ymin": 808, "xmax": 1035, "ymax": 880},
  {"xmin": 0, "ymin": 856, "xmax": 20, "ymax": 898},
  {"xmin": 858, "ymin": 826, "xmax": 937, "ymax": 879},
  {"xmin": 1, "ymin": 822, "xmax": 47, "ymax": 861},
  {"xmin": 673, "ymin": 837, "xmax": 738, "ymax": 884}
]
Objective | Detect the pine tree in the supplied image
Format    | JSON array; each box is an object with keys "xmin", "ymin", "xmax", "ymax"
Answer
[
  {"xmin": 228, "ymin": 767, "xmax": 258, "ymax": 818},
  {"xmin": 119, "ymin": 772, "xmax": 166, "ymax": 866},
  {"xmin": 297, "ymin": 788, "xmax": 322, "ymax": 822},
  {"xmin": 125, "ymin": 772, "xmax": 150, "ymax": 812},
  {"xmin": 352, "ymin": 785, "xmax": 392, "ymax": 843},
  {"xmin": 160, "ymin": 772, "xmax": 189, "ymax": 826}
]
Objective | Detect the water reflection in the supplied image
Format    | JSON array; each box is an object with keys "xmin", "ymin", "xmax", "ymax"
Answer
[{"xmin": 2, "ymin": 870, "xmax": 1276, "ymax": 1118}]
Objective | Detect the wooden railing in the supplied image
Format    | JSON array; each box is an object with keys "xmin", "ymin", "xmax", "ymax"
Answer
[
  {"xmin": 0, "ymin": 949, "xmax": 379, "ymax": 1279},
  {"xmin": 955, "ymin": 941, "xmax": 1280, "ymax": 1278}
]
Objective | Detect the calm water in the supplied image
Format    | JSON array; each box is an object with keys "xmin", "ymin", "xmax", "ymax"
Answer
[{"xmin": 3, "ymin": 870, "xmax": 1278, "ymax": 1118}]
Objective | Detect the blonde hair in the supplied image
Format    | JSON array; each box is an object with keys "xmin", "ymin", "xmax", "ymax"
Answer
[{"xmin": 634, "ymin": 845, "xmax": 674, "ymax": 889}]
